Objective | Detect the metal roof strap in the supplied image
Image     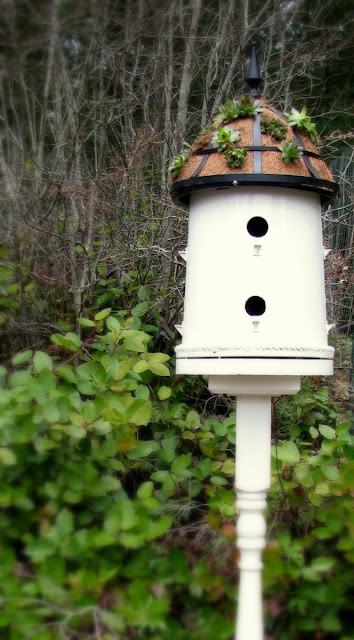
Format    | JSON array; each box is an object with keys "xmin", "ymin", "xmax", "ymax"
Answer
[
  {"xmin": 246, "ymin": 43, "xmax": 263, "ymax": 174},
  {"xmin": 190, "ymin": 142, "xmax": 212, "ymax": 177}
]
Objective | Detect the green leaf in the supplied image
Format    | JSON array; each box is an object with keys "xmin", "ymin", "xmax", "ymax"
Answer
[
  {"xmin": 105, "ymin": 393, "xmax": 127, "ymax": 418},
  {"xmin": 301, "ymin": 567, "xmax": 321, "ymax": 582},
  {"xmin": 142, "ymin": 497, "xmax": 159, "ymax": 511},
  {"xmin": 81, "ymin": 401, "xmax": 96, "ymax": 424},
  {"xmin": 126, "ymin": 440, "xmax": 159, "ymax": 460},
  {"xmin": 0, "ymin": 447, "xmax": 17, "ymax": 465},
  {"xmin": 76, "ymin": 362, "xmax": 106, "ymax": 384},
  {"xmin": 76, "ymin": 380, "xmax": 97, "ymax": 395},
  {"xmin": 106, "ymin": 316, "xmax": 121, "ymax": 332},
  {"xmin": 131, "ymin": 302, "xmax": 149, "ymax": 317},
  {"xmin": 137, "ymin": 481, "xmax": 153, "ymax": 500},
  {"xmin": 104, "ymin": 500, "xmax": 136, "ymax": 533},
  {"xmin": 323, "ymin": 465, "xmax": 339, "ymax": 481},
  {"xmin": 312, "ymin": 527, "xmax": 332, "ymax": 539},
  {"xmin": 101, "ymin": 475, "xmax": 121, "ymax": 492},
  {"xmin": 67, "ymin": 331, "xmax": 83, "ymax": 347},
  {"xmin": 309, "ymin": 491, "xmax": 322, "ymax": 507},
  {"xmin": 92, "ymin": 422, "xmax": 112, "ymax": 438},
  {"xmin": 157, "ymin": 386, "xmax": 171, "ymax": 400},
  {"xmin": 210, "ymin": 475, "xmax": 228, "ymax": 485},
  {"xmin": 150, "ymin": 471, "xmax": 168, "ymax": 483},
  {"xmin": 25, "ymin": 539, "xmax": 56, "ymax": 562},
  {"xmin": 213, "ymin": 422, "xmax": 227, "ymax": 436},
  {"xmin": 51, "ymin": 332, "xmax": 82, "ymax": 351},
  {"xmin": 119, "ymin": 533, "xmax": 143, "ymax": 548},
  {"xmin": 319, "ymin": 424, "xmax": 336, "ymax": 440},
  {"xmin": 56, "ymin": 365, "xmax": 76, "ymax": 384},
  {"xmin": 315, "ymin": 482, "xmax": 330, "ymax": 496},
  {"xmin": 196, "ymin": 458, "xmax": 212, "ymax": 479},
  {"xmin": 336, "ymin": 421, "xmax": 350, "ymax": 435},
  {"xmin": 67, "ymin": 424, "xmax": 86, "ymax": 438},
  {"xmin": 200, "ymin": 440, "xmax": 218, "ymax": 458},
  {"xmin": 149, "ymin": 361, "xmax": 170, "ymax": 376},
  {"xmin": 221, "ymin": 458, "xmax": 235, "ymax": 475},
  {"xmin": 113, "ymin": 357, "xmax": 132, "ymax": 382},
  {"xmin": 124, "ymin": 336, "xmax": 147, "ymax": 352},
  {"xmin": 62, "ymin": 489, "xmax": 81, "ymax": 504},
  {"xmin": 343, "ymin": 444, "xmax": 354, "ymax": 460},
  {"xmin": 78, "ymin": 317, "xmax": 96, "ymax": 327},
  {"xmin": 311, "ymin": 557, "xmax": 335, "ymax": 572},
  {"xmin": 321, "ymin": 614, "xmax": 341, "ymax": 632},
  {"xmin": 69, "ymin": 411, "xmax": 85, "ymax": 427},
  {"xmin": 12, "ymin": 350, "xmax": 33, "ymax": 365},
  {"xmin": 109, "ymin": 460, "xmax": 125, "ymax": 472},
  {"xmin": 294, "ymin": 464, "xmax": 312, "ymax": 486},
  {"xmin": 133, "ymin": 360, "xmax": 149, "ymax": 373},
  {"xmin": 274, "ymin": 441, "xmax": 300, "ymax": 465},
  {"xmin": 34, "ymin": 437, "xmax": 58, "ymax": 451},
  {"xmin": 42, "ymin": 401, "xmax": 60, "ymax": 423},
  {"xmin": 127, "ymin": 399, "xmax": 152, "ymax": 426},
  {"xmin": 56, "ymin": 508, "xmax": 74, "ymax": 536},
  {"xmin": 138, "ymin": 286, "xmax": 150, "ymax": 300},
  {"xmin": 33, "ymin": 351, "xmax": 53, "ymax": 372},
  {"xmin": 144, "ymin": 516, "xmax": 172, "ymax": 540},
  {"xmin": 99, "ymin": 611, "xmax": 124, "ymax": 632},
  {"xmin": 8, "ymin": 369, "xmax": 32, "ymax": 387},
  {"xmin": 95, "ymin": 308, "xmax": 111, "ymax": 320},
  {"xmin": 171, "ymin": 453, "xmax": 191, "ymax": 476},
  {"xmin": 309, "ymin": 426, "xmax": 319, "ymax": 438},
  {"xmin": 186, "ymin": 410, "xmax": 199, "ymax": 428},
  {"xmin": 325, "ymin": 513, "xmax": 343, "ymax": 534}
]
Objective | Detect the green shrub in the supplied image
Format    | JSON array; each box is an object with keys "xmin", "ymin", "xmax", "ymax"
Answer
[
  {"xmin": 0, "ymin": 311, "xmax": 352, "ymax": 639},
  {"xmin": 0, "ymin": 309, "xmax": 237, "ymax": 638}
]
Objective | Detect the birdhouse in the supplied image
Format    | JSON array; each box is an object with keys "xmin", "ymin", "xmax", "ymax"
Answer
[{"xmin": 170, "ymin": 46, "xmax": 338, "ymax": 380}]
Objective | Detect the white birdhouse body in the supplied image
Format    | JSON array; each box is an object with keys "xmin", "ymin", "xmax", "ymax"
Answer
[{"xmin": 175, "ymin": 186, "xmax": 334, "ymax": 376}]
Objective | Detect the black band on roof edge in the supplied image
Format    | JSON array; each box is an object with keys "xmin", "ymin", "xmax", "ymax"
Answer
[{"xmin": 170, "ymin": 173, "xmax": 339, "ymax": 208}]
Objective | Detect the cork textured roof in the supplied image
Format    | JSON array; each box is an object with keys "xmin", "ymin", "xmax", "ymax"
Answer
[{"xmin": 170, "ymin": 100, "xmax": 336, "ymax": 195}]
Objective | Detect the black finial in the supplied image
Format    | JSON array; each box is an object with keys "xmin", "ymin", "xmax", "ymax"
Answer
[{"xmin": 246, "ymin": 43, "xmax": 262, "ymax": 97}]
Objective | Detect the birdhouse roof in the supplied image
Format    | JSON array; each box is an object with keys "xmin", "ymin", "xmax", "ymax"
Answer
[{"xmin": 169, "ymin": 98, "xmax": 338, "ymax": 208}]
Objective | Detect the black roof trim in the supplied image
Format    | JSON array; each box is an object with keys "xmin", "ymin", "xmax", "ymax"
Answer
[{"xmin": 170, "ymin": 173, "xmax": 339, "ymax": 208}]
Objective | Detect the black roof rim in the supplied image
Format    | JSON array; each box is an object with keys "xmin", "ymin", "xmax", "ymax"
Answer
[{"xmin": 170, "ymin": 173, "xmax": 339, "ymax": 208}]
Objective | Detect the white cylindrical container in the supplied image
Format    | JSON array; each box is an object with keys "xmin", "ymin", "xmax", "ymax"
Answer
[{"xmin": 176, "ymin": 186, "xmax": 333, "ymax": 374}]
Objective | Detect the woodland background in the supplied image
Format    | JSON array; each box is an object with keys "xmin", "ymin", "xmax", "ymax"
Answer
[{"xmin": 0, "ymin": 0, "xmax": 353, "ymax": 639}]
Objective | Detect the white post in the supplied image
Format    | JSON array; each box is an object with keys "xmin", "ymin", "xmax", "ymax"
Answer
[{"xmin": 235, "ymin": 395, "xmax": 272, "ymax": 640}]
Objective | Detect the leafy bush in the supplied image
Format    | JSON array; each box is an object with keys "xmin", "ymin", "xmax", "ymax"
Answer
[
  {"xmin": 266, "ymin": 382, "xmax": 354, "ymax": 638},
  {"xmin": 0, "ymin": 311, "xmax": 352, "ymax": 638},
  {"xmin": 0, "ymin": 309, "xmax": 237, "ymax": 638}
]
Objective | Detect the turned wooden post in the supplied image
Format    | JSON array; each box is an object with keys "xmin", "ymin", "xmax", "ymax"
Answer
[{"xmin": 235, "ymin": 396, "xmax": 271, "ymax": 640}]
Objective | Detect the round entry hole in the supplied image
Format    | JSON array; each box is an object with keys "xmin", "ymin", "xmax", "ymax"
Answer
[
  {"xmin": 245, "ymin": 296, "xmax": 266, "ymax": 316},
  {"xmin": 247, "ymin": 216, "xmax": 268, "ymax": 237}
]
